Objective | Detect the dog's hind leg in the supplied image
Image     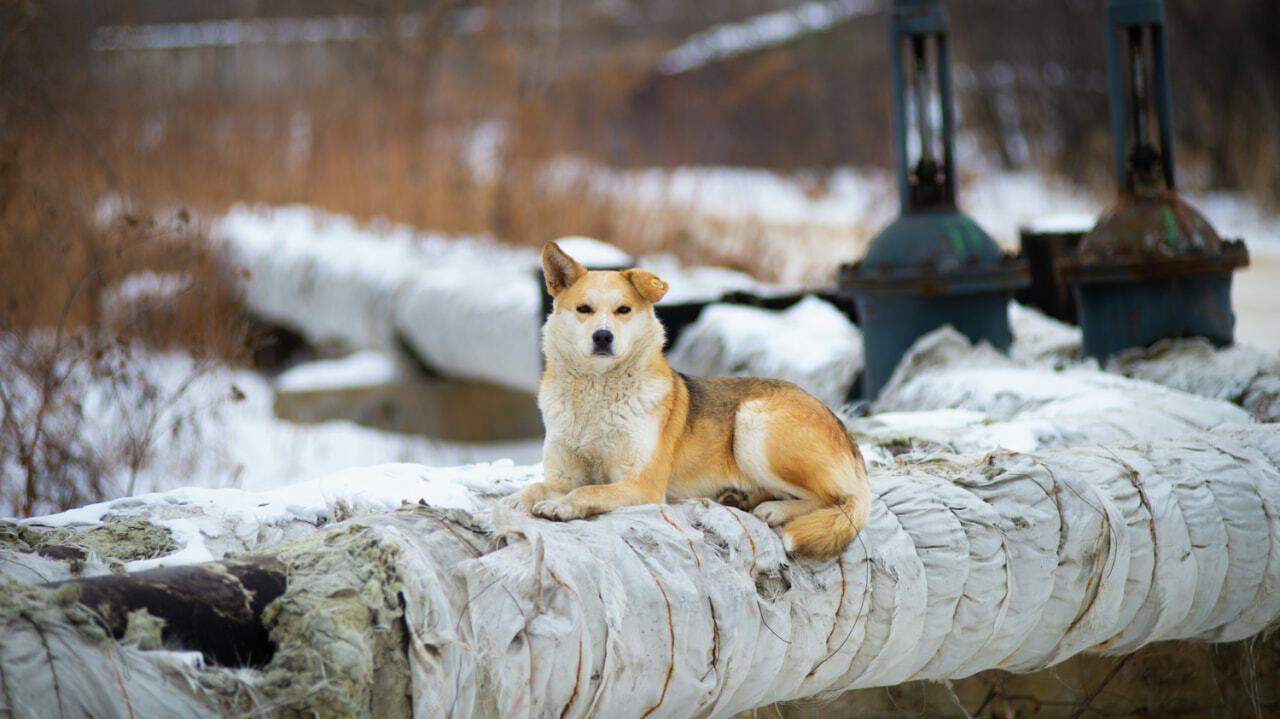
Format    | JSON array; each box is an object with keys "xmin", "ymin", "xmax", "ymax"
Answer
[
  {"xmin": 715, "ymin": 487, "xmax": 774, "ymax": 511},
  {"xmin": 734, "ymin": 395, "xmax": 871, "ymax": 559},
  {"xmin": 750, "ymin": 498, "xmax": 824, "ymax": 526}
]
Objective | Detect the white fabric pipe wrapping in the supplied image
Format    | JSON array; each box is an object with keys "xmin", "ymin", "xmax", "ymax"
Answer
[
  {"xmin": 217, "ymin": 208, "xmax": 799, "ymax": 395},
  {"xmin": 0, "ymin": 579, "xmax": 249, "ymax": 717},
  {"xmin": 216, "ymin": 205, "xmax": 546, "ymax": 392},
  {"xmin": 880, "ymin": 324, "xmax": 1247, "ymax": 408},
  {"xmin": 391, "ymin": 264, "xmax": 544, "ymax": 392},
  {"xmin": 2, "ymin": 426, "xmax": 1277, "ymax": 717},
  {"xmin": 378, "ymin": 426, "xmax": 1280, "ymax": 718},
  {"xmin": 219, "ymin": 205, "xmax": 426, "ymax": 348},
  {"xmin": 1107, "ymin": 337, "xmax": 1280, "ymax": 422},
  {"xmin": 215, "ymin": 204, "xmax": 1279, "ymax": 414}
]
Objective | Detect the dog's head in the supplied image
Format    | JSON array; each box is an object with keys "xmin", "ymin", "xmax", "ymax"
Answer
[{"xmin": 541, "ymin": 241, "xmax": 668, "ymax": 369}]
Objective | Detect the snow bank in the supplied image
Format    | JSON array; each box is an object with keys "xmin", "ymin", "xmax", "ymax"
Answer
[
  {"xmin": 0, "ymin": 333, "xmax": 541, "ymax": 513},
  {"xmin": 667, "ymin": 295, "xmax": 861, "ymax": 408}
]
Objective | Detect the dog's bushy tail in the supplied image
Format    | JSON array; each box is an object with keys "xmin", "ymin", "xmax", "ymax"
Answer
[{"xmin": 781, "ymin": 483, "xmax": 871, "ymax": 560}]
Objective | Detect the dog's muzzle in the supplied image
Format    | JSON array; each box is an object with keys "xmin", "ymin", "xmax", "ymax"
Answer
[{"xmin": 591, "ymin": 329, "xmax": 614, "ymax": 356}]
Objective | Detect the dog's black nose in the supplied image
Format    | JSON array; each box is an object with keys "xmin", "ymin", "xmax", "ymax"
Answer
[{"xmin": 592, "ymin": 329, "xmax": 613, "ymax": 349}]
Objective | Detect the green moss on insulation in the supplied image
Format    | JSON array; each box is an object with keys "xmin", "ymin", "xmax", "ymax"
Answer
[
  {"xmin": 258, "ymin": 522, "xmax": 412, "ymax": 719},
  {"xmin": 1, "ymin": 518, "xmax": 178, "ymax": 571}
]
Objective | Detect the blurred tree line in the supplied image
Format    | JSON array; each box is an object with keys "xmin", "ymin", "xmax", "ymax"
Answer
[
  {"xmin": 2, "ymin": 0, "xmax": 1277, "ymax": 237},
  {"xmin": 3, "ymin": 0, "xmax": 1275, "ymax": 340}
]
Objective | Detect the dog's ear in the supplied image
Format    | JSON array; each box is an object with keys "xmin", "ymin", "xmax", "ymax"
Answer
[
  {"xmin": 623, "ymin": 269, "xmax": 668, "ymax": 304},
  {"xmin": 542, "ymin": 242, "xmax": 587, "ymax": 297}
]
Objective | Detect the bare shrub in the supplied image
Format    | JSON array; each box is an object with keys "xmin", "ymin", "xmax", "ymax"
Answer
[
  {"xmin": 0, "ymin": 5, "xmax": 252, "ymax": 515},
  {"xmin": 0, "ymin": 174, "xmax": 247, "ymax": 516},
  {"xmin": 0, "ymin": 329, "xmax": 217, "ymax": 517}
]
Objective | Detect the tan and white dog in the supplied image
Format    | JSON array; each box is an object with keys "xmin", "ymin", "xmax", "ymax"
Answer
[{"xmin": 503, "ymin": 242, "xmax": 871, "ymax": 559}]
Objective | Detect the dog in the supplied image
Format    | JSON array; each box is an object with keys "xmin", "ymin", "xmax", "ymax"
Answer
[{"xmin": 502, "ymin": 242, "xmax": 871, "ymax": 559}]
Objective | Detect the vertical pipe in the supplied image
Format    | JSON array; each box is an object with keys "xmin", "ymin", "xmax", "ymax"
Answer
[
  {"xmin": 1106, "ymin": 0, "xmax": 1174, "ymax": 193},
  {"xmin": 891, "ymin": 30, "xmax": 910, "ymax": 213},
  {"xmin": 1152, "ymin": 23, "xmax": 1177, "ymax": 189},
  {"xmin": 1128, "ymin": 26, "xmax": 1147, "ymax": 166},
  {"xmin": 937, "ymin": 32, "xmax": 957, "ymax": 205},
  {"xmin": 913, "ymin": 35, "xmax": 933, "ymax": 165},
  {"xmin": 1105, "ymin": 19, "xmax": 1129, "ymax": 190}
]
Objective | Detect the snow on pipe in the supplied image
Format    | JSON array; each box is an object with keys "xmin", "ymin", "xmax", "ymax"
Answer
[
  {"xmin": 1108, "ymin": 338, "xmax": 1280, "ymax": 422},
  {"xmin": 216, "ymin": 202, "xmax": 891, "ymax": 404},
  {"xmin": 855, "ymin": 326, "xmax": 1257, "ymax": 452},
  {"xmin": 3, "ymin": 424, "xmax": 1278, "ymax": 717},
  {"xmin": 216, "ymin": 206, "xmax": 545, "ymax": 392},
  {"xmin": 217, "ymin": 207, "xmax": 816, "ymax": 397}
]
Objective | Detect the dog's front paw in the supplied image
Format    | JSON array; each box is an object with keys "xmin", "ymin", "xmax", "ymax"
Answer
[
  {"xmin": 501, "ymin": 488, "xmax": 544, "ymax": 513},
  {"xmin": 500, "ymin": 493, "xmax": 534, "ymax": 513},
  {"xmin": 502, "ymin": 482, "xmax": 561, "ymax": 513},
  {"xmin": 531, "ymin": 497, "xmax": 588, "ymax": 521}
]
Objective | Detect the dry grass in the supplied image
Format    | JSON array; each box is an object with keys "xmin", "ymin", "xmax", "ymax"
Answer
[
  {"xmin": 0, "ymin": 121, "xmax": 248, "ymax": 358},
  {"xmin": 90, "ymin": 89, "xmax": 697, "ymax": 263},
  {"xmin": 0, "ymin": 110, "xmax": 252, "ymax": 516}
]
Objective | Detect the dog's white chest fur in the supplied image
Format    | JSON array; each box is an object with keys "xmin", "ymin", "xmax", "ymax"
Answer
[{"xmin": 539, "ymin": 369, "xmax": 668, "ymax": 483}]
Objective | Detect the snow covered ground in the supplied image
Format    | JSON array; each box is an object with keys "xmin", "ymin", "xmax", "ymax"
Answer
[{"xmin": 0, "ymin": 341, "xmax": 541, "ymax": 518}]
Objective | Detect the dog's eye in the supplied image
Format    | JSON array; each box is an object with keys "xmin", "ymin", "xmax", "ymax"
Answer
[
  {"xmin": 616, "ymin": 306, "xmax": 631, "ymax": 315},
  {"xmin": 576, "ymin": 304, "xmax": 592, "ymax": 314}
]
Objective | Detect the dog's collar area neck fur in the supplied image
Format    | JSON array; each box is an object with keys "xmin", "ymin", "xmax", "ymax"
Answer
[
  {"xmin": 554, "ymin": 354, "xmax": 640, "ymax": 377},
  {"xmin": 547, "ymin": 349, "xmax": 660, "ymax": 382}
]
